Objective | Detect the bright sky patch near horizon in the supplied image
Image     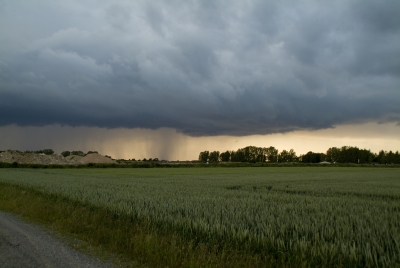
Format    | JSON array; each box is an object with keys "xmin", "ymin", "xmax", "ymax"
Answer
[
  {"xmin": 1, "ymin": 123, "xmax": 399, "ymax": 160},
  {"xmin": 0, "ymin": 1, "xmax": 399, "ymax": 160}
]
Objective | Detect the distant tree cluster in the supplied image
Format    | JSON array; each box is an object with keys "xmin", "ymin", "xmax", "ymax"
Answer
[
  {"xmin": 61, "ymin": 151, "xmax": 70, "ymax": 157},
  {"xmin": 301, "ymin": 151, "xmax": 326, "ymax": 163},
  {"xmin": 22, "ymin": 149, "xmax": 54, "ymax": 155},
  {"xmin": 141, "ymin": 158, "xmax": 159, "ymax": 162},
  {"xmin": 375, "ymin": 150, "xmax": 400, "ymax": 164},
  {"xmin": 199, "ymin": 146, "xmax": 400, "ymax": 164},
  {"xmin": 199, "ymin": 146, "xmax": 291, "ymax": 163},
  {"xmin": 325, "ymin": 147, "xmax": 369, "ymax": 164},
  {"xmin": 61, "ymin": 150, "xmax": 98, "ymax": 157},
  {"xmin": 115, "ymin": 158, "xmax": 160, "ymax": 164}
]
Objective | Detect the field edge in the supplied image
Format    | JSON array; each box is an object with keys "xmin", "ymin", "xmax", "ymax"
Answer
[{"xmin": 0, "ymin": 182, "xmax": 282, "ymax": 268}]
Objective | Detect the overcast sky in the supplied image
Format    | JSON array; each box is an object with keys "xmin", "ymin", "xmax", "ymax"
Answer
[{"xmin": 1, "ymin": 1, "xmax": 399, "ymax": 158}]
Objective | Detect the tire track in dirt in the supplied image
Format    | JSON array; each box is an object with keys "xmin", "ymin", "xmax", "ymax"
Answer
[{"xmin": 0, "ymin": 210, "xmax": 116, "ymax": 268}]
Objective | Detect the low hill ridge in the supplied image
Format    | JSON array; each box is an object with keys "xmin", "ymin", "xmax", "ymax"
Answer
[{"xmin": 0, "ymin": 151, "xmax": 116, "ymax": 165}]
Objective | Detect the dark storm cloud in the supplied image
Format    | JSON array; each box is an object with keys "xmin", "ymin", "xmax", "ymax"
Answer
[{"xmin": 0, "ymin": 0, "xmax": 399, "ymax": 136}]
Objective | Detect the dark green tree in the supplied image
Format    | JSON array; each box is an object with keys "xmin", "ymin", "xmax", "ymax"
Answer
[
  {"xmin": 302, "ymin": 151, "xmax": 320, "ymax": 163},
  {"xmin": 326, "ymin": 147, "xmax": 340, "ymax": 163},
  {"xmin": 61, "ymin": 151, "xmax": 70, "ymax": 157},
  {"xmin": 386, "ymin": 151, "xmax": 396, "ymax": 164},
  {"xmin": 220, "ymin": 151, "xmax": 231, "ymax": 162},
  {"xmin": 395, "ymin": 151, "xmax": 400, "ymax": 164},
  {"xmin": 42, "ymin": 149, "xmax": 54, "ymax": 155},
  {"xmin": 231, "ymin": 150, "xmax": 246, "ymax": 162},
  {"xmin": 208, "ymin": 151, "xmax": 220, "ymax": 162},
  {"xmin": 263, "ymin": 146, "xmax": 278, "ymax": 162},
  {"xmin": 198, "ymin": 151, "xmax": 210, "ymax": 162},
  {"xmin": 278, "ymin": 149, "xmax": 297, "ymax": 162},
  {"xmin": 335, "ymin": 146, "xmax": 374, "ymax": 164}
]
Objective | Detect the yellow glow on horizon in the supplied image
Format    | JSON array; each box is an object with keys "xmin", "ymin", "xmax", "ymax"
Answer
[{"xmin": 0, "ymin": 122, "xmax": 399, "ymax": 160}]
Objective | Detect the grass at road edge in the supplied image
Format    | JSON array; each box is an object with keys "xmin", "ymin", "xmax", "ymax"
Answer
[{"xmin": 0, "ymin": 182, "xmax": 277, "ymax": 268}]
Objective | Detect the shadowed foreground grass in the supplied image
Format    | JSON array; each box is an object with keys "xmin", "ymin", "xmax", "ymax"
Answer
[
  {"xmin": 0, "ymin": 182, "xmax": 279, "ymax": 268},
  {"xmin": 1, "ymin": 167, "xmax": 399, "ymax": 267}
]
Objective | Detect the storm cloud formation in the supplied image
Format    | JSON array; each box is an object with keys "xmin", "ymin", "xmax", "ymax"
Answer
[{"xmin": 1, "ymin": 0, "xmax": 399, "ymax": 136}]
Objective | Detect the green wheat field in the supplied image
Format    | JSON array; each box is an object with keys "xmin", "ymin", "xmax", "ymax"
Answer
[{"xmin": 0, "ymin": 167, "xmax": 399, "ymax": 267}]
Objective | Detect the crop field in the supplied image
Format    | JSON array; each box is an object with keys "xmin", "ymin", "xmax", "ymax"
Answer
[{"xmin": 0, "ymin": 167, "xmax": 399, "ymax": 267}]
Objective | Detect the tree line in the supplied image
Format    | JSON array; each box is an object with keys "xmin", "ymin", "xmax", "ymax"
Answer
[
  {"xmin": 60, "ymin": 150, "xmax": 98, "ymax": 157},
  {"xmin": 0, "ymin": 149, "xmax": 99, "ymax": 157},
  {"xmin": 198, "ymin": 146, "xmax": 400, "ymax": 164},
  {"xmin": 1, "ymin": 149, "xmax": 56, "ymax": 155}
]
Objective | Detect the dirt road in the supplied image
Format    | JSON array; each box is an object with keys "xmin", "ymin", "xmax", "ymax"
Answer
[{"xmin": 0, "ymin": 210, "xmax": 115, "ymax": 268}]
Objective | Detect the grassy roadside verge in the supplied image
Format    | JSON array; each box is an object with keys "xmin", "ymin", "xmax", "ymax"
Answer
[{"xmin": 0, "ymin": 182, "xmax": 277, "ymax": 268}]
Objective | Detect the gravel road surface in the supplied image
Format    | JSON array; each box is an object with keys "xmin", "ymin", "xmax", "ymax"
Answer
[{"xmin": 0, "ymin": 210, "xmax": 116, "ymax": 268}]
